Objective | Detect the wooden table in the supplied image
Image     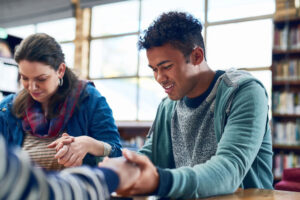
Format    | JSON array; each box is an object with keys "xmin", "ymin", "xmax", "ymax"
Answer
[
  {"xmin": 111, "ymin": 189, "xmax": 300, "ymax": 200},
  {"xmin": 202, "ymin": 189, "xmax": 300, "ymax": 200}
]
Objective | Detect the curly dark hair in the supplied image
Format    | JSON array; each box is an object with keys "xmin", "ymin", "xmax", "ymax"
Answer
[{"xmin": 138, "ymin": 11, "xmax": 206, "ymax": 61}]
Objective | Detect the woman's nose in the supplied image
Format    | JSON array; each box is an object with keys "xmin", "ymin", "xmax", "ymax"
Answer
[{"xmin": 28, "ymin": 80, "xmax": 37, "ymax": 91}]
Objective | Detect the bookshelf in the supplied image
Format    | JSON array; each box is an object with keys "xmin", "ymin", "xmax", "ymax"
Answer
[
  {"xmin": 116, "ymin": 121, "xmax": 151, "ymax": 151},
  {"xmin": 272, "ymin": 1, "xmax": 300, "ymax": 182},
  {"xmin": 0, "ymin": 57, "xmax": 19, "ymax": 101},
  {"xmin": 0, "ymin": 33, "xmax": 22, "ymax": 101}
]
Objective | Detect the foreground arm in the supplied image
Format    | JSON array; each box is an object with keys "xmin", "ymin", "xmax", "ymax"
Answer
[
  {"xmin": 99, "ymin": 149, "xmax": 159, "ymax": 196},
  {"xmin": 0, "ymin": 135, "xmax": 139, "ymax": 200}
]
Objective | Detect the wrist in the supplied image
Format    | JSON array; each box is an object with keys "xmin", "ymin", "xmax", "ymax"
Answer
[
  {"xmin": 154, "ymin": 167, "xmax": 172, "ymax": 197},
  {"xmin": 102, "ymin": 142, "xmax": 112, "ymax": 156},
  {"xmin": 153, "ymin": 167, "xmax": 160, "ymax": 193},
  {"xmin": 82, "ymin": 136, "xmax": 93, "ymax": 154},
  {"xmin": 83, "ymin": 137, "xmax": 111, "ymax": 156}
]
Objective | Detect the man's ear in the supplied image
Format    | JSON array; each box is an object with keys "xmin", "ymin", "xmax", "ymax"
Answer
[
  {"xmin": 57, "ymin": 63, "xmax": 66, "ymax": 78},
  {"xmin": 190, "ymin": 47, "xmax": 204, "ymax": 65}
]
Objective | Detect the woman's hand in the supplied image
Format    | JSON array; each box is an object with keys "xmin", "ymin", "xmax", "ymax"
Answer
[
  {"xmin": 54, "ymin": 135, "xmax": 92, "ymax": 167},
  {"xmin": 48, "ymin": 133, "xmax": 74, "ymax": 152},
  {"xmin": 48, "ymin": 133, "xmax": 92, "ymax": 167},
  {"xmin": 48, "ymin": 133, "xmax": 110, "ymax": 167}
]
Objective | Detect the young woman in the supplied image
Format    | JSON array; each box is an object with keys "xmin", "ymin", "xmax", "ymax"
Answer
[{"xmin": 0, "ymin": 33, "xmax": 122, "ymax": 170}]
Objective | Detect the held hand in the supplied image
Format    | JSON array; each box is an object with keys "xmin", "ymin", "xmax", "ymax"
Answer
[
  {"xmin": 54, "ymin": 136, "xmax": 91, "ymax": 167},
  {"xmin": 47, "ymin": 133, "xmax": 74, "ymax": 152},
  {"xmin": 98, "ymin": 157, "xmax": 141, "ymax": 193},
  {"xmin": 117, "ymin": 149, "xmax": 159, "ymax": 196}
]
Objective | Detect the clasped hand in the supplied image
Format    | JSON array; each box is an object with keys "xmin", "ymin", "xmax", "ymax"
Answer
[
  {"xmin": 48, "ymin": 133, "xmax": 89, "ymax": 167},
  {"xmin": 48, "ymin": 134, "xmax": 160, "ymax": 195},
  {"xmin": 98, "ymin": 149, "xmax": 159, "ymax": 196}
]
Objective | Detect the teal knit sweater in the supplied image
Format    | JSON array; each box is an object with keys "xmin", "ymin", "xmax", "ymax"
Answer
[{"xmin": 139, "ymin": 69, "xmax": 273, "ymax": 199}]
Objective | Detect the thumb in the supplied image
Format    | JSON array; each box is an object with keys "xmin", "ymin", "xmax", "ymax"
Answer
[
  {"xmin": 122, "ymin": 149, "xmax": 147, "ymax": 167},
  {"xmin": 98, "ymin": 156, "xmax": 110, "ymax": 166},
  {"xmin": 47, "ymin": 141, "xmax": 57, "ymax": 148},
  {"xmin": 62, "ymin": 132, "xmax": 70, "ymax": 137},
  {"xmin": 103, "ymin": 156, "xmax": 110, "ymax": 162}
]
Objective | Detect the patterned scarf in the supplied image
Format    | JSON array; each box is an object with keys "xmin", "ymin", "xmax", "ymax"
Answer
[{"xmin": 22, "ymin": 80, "xmax": 87, "ymax": 138}]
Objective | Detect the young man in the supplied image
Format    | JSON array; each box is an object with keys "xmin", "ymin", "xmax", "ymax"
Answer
[
  {"xmin": 0, "ymin": 134, "xmax": 140, "ymax": 200},
  {"xmin": 101, "ymin": 11, "xmax": 273, "ymax": 199}
]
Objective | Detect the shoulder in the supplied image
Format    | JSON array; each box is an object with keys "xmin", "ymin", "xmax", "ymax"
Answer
[
  {"xmin": 218, "ymin": 69, "xmax": 267, "ymax": 95},
  {"xmin": 79, "ymin": 82, "xmax": 103, "ymax": 102},
  {"xmin": 0, "ymin": 94, "xmax": 16, "ymax": 120},
  {"xmin": 0, "ymin": 94, "xmax": 16, "ymax": 109},
  {"xmin": 222, "ymin": 69, "xmax": 265, "ymax": 88},
  {"xmin": 215, "ymin": 69, "xmax": 268, "ymax": 116},
  {"xmin": 78, "ymin": 82, "xmax": 109, "ymax": 111},
  {"xmin": 83, "ymin": 82, "xmax": 101, "ymax": 96}
]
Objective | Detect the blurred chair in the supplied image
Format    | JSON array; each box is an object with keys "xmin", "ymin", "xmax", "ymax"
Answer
[{"xmin": 275, "ymin": 168, "xmax": 300, "ymax": 192}]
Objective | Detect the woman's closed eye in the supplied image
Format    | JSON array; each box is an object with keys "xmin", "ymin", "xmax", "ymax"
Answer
[
  {"xmin": 36, "ymin": 78, "xmax": 47, "ymax": 82},
  {"xmin": 21, "ymin": 76, "xmax": 28, "ymax": 81}
]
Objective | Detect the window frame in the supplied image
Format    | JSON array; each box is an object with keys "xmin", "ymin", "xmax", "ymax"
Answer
[{"xmin": 88, "ymin": 0, "xmax": 274, "ymax": 121}]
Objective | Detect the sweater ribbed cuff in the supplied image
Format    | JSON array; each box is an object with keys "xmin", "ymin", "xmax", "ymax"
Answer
[{"xmin": 154, "ymin": 167, "xmax": 173, "ymax": 197}]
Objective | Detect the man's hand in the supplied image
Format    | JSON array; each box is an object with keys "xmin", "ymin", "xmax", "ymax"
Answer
[
  {"xmin": 118, "ymin": 149, "xmax": 159, "ymax": 196},
  {"xmin": 98, "ymin": 156, "xmax": 141, "ymax": 193}
]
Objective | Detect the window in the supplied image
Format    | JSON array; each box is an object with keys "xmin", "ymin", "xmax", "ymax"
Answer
[
  {"xmin": 89, "ymin": 35, "xmax": 139, "ymax": 78},
  {"xmin": 140, "ymin": 0, "xmax": 204, "ymax": 30},
  {"xmin": 5, "ymin": 18, "xmax": 75, "ymax": 68},
  {"xmin": 91, "ymin": 0, "xmax": 139, "ymax": 37},
  {"xmin": 5, "ymin": 25, "xmax": 35, "ymax": 39},
  {"xmin": 36, "ymin": 18, "xmax": 75, "ymax": 42},
  {"xmin": 207, "ymin": 0, "xmax": 274, "ymax": 22},
  {"xmin": 94, "ymin": 78, "xmax": 138, "ymax": 120},
  {"xmin": 89, "ymin": 0, "xmax": 275, "ymax": 121},
  {"xmin": 206, "ymin": 19, "xmax": 273, "ymax": 70},
  {"xmin": 6, "ymin": 1, "xmax": 275, "ymax": 121},
  {"xmin": 90, "ymin": 0, "xmax": 205, "ymax": 121}
]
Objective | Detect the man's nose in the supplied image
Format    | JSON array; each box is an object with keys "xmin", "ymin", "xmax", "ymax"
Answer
[{"xmin": 155, "ymin": 71, "xmax": 166, "ymax": 84}]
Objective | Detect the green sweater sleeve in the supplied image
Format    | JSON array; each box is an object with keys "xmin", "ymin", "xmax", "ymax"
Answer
[
  {"xmin": 138, "ymin": 127, "xmax": 154, "ymax": 160},
  {"xmin": 138, "ymin": 98, "xmax": 174, "ymax": 164},
  {"xmin": 167, "ymin": 81, "xmax": 270, "ymax": 199}
]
